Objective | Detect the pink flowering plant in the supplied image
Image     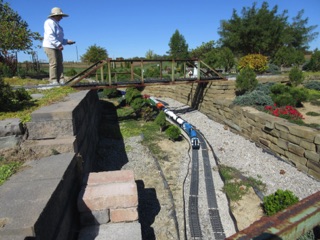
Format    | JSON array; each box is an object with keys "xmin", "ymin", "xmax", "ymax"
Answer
[{"xmin": 264, "ymin": 104, "xmax": 304, "ymax": 122}]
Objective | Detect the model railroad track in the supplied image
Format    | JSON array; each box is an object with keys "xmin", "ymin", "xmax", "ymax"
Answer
[
  {"xmin": 188, "ymin": 131, "xmax": 226, "ymax": 239},
  {"xmin": 189, "ymin": 149, "xmax": 202, "ymax": 238}
]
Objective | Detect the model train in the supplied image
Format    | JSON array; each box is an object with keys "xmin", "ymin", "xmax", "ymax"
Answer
[{"xmin": 149, "ymin": 97, "xmax": 200, "ymax": 149}]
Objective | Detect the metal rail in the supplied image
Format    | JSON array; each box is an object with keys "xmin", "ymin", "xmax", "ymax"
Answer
[
  {"xmin": 226, "ymin": 191, "xmax": 320, "ymax": 239},
  {"xmin": 189, "ymin": 150, "xmax": 202, "ymax": 238},
  {"xmin": 197, "ymin": 132, "xmax": 226, "ymax": 240}
]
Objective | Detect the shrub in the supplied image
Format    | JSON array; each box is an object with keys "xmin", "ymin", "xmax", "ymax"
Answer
[
  {"xmin": 266, "ymin": 63, "xmax": 281, "ymax": 74},
  {"xmin": 304, "ymin": 81, "xmax": 320, "ymax": 91},
  {"xmin": 130, "ymin": 97, "xmax": 145, "ymax": 112},
  {"xmin": 155, "ymin": 111, "xmax": 166, "ymax": 132},
  {"xmin": 14, "ymin": 88, "xmax": 32, "ymax": 102},
  {"xmin": 263, "ymin": 189, "xmax": 299, "ymax": 216},
  {"xmin": 165, "ymin": 125, "xmax": 181, "ymax": 141},
  {"xmin": 289, "ymin": 67, "xmax": 304, "ymax": 87},
  {"xmin": 233, "ymin": 90, "xmax": 274, "ymax": 107},
  {"xmin": 303, "ymin": 49, "xmax": 320, "ymax": 72},
  {"xmin": 238, "ymin": 54, "xmax": 268, "ymax": 73},
  {"xmin": 125, "ymin": 87, "xmax": 141, "ymax": 104},
  {"xmin": 65, "ymin": 68, "xmax": 77, "ymax": 77},
  {"xmin": 235, "ymin": 67, "xmax": 258, "ymax": 95},
  {"xmin": 255, "ymin": 82, "xmax": 276, "ymax": 95},
  {"xmin": 102, "ymin": 88, "xmax": 120, "ymax": 98},
  {"xmin": 270, "ymin": 84, "xmax": 308, "ymax": 107}
]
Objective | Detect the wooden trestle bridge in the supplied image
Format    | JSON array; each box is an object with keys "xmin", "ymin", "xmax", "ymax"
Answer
[{"xmin": 64, "ymin": 59, "xmax": 227, "ymax": 90}]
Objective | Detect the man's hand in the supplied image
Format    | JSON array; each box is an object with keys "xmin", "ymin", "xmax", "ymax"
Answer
[{"xmin": 68, "ymin": 40, "xmax": 76, "ymax": 45}]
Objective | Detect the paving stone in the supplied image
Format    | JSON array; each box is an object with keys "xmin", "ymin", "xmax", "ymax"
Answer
[
  {"xmin": 78, "ymin": 222, "xmax": 142, "ymax": 240},
  {"xmin": 80, "ymin": 209, "xmax": 110, "ymax": 226},
  {"xmin": 110, "ymin": 207, "xmax": 138, "ymax": 223},
  {"xmin": 86, "ymin": 170, "xmax": 135, "ymax": 186},
  {"xmin": 78, "ymin": 182, "xmax": 138, "ymax": 212}
]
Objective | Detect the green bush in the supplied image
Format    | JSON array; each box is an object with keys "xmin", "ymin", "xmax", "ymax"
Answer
[
  {"xmin": 266, "ymin": 63, "xmax": 281, "ymax": 74},
  {"xmin": 289, "ymin": 67, "xmax": 304, "ymax": 87},
  {"xmin": 303, "ymin": 49, "xmax": 320, "ymax": 72},
  {"xmin": 64, "ymin": 68, "xmax": 77, "ymax": 77},
  {"xmin": 263, "ymin": 189, "xmax": 299, "ymax": 216},
  {"xmin": 255, "ymin": 82, "xmax": 276, "ymax": 95},
  {"xmin": 270, "ymin": 84, "xmax": 308, "ymax": 107},
  {"xmin": 14, "ymin": 88, "xmax": 32, "ymax": 102},
  {"xmin": 125, "ymin": 87, "xmax": 141, "ymax": 104},
  {"xmin": 304, "ymin": 81, "xmax": 320, "ymax": 91},
  {"xmin": 165, "ymin": 125, "xmax": 181, "ymax": 141},
  {"xmin": 130, "ymin": 97, "xmax": 145, "ymax": 112},
  {"xmin": 235, "ymin": 67, "xmax": 258, "ymax": 95},
  {"xmin": 233, "ymin": 90, "xmax": 274, "ymax": 106},
  {"xmin": 102, "ymin": 88, "xmax": 120, "ymax": 98},
  {"xmin": 155, "ymin": 111, "xmax": 166, "ymax": 132}
]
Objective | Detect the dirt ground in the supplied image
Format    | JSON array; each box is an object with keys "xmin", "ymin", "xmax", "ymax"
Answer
[{"xmin": 299, "ymin": 102, "xmax": 320, "ymax": 125}]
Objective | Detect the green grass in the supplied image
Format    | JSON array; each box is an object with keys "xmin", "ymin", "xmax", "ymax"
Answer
[
  {"xmin": 219, "ymin": 164, "xmax": 266, "ymax": 202},
  {"xmin": 0, "ymin": 83, "xmax": 77, "ymax": 123},
  {"xmin": 0, "ymin": 160, "xmax": 22, "ymax": 186},
  {"xmin": 0, "ymin": 78, "xmax": 78, "ymax": 185}
]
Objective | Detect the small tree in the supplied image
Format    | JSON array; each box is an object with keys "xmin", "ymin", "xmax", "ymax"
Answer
[
  {"xmin": 165, "ymin": 125, "xmax": 181, "ymax": 141},
  {"xmin": 168, "ymin": 29, "xmax": 189, "ymax": 59},
  {"xmin": 289, "ymin": 66, "xmax": 304, "ymax": 87},
  {"xmin": 0, "ymin": 1, "xmax": 41, "ymax": 75},
  {"xmin": 303, "ymin": 49, "xmax": 320, "ymax": 72},
  {"xmin": 235, "ymin": 67, "xmax": 258, "ymax": 95},
  {"xmin": 81, "ymin": 44, "xmax": 108, "ymax": 63},
  {"xmin": 155, "ymin": 111, "xmax": 166, "ymax": 132}
]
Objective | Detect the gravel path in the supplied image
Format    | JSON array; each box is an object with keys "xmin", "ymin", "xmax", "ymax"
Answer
[
  {"xmin": 159, "ymin": 97, "xmax": 320, "ymax": 239},
  {"xmin": 162, "ymin": 97, "xmax": 320, "ymax": 199},
  {"xmin": 96, "ymin": 98, "xmax": 320, "ymax": 239}
]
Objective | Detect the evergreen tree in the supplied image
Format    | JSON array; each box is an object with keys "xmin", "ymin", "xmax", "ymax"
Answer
[
  {"xmin": 81, "ymin": 44, "xmax": 108, "ymax": 63},
  {"xmin": 168, "ymin": 30, "xmax": 189, "ymax": 59},
  {"xmin": 218, "ymin": 2, "xmax": 318, "ymax": 57}
]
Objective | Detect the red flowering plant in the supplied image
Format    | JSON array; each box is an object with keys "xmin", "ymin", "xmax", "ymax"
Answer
[{"xmin": 264, "ymin": 104, "xmax": 304, "ymax": 122}]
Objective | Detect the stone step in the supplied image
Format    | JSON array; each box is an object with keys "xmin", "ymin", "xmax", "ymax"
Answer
[{"xmin": 78, "ymin": 222, "xmax": 142, "ymax": 240}]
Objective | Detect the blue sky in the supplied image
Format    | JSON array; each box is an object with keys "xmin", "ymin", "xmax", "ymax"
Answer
[{"xmin": 5, "ymin": 0, "xmax": 320, "ymax": 62}]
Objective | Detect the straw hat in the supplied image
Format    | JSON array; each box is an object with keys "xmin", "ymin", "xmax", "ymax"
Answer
[{"xmin": 48, "ymin": 7, "xmax": 69, "ymax": 18}]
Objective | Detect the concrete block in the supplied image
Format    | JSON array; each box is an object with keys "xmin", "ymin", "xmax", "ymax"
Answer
[
  {"xmin": 0, "ymin": 118, "xmax": 24, "ymax": 137},
  {"xmin": 78, "ymin": 222, "xmax": 142, "ymax": 240},
  {"xmin": 0, "ymin": 153, "xmax": 79, "ymax": 239},
  {"xmin": 78, "ymin": 182, "xmax": 138, "ymax": 212},
  {"xmin": 26, "ymin": 119, "xmax": 74, "ymax": 139},
  {"xmin": 80, "ymin": 209, "xmax": 110, "ymax": 226},
  {"xmin": 110, "ymin": 207, "xmax": 138, "ymax": 223}
]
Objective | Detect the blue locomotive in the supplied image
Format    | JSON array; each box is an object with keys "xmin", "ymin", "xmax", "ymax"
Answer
[{"xmin": 149, "ymin": 97, "xmax": 200, "ymax": 149}]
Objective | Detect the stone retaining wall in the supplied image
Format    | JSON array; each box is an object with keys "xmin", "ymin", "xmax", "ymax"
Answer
[
  {"xmin": 0, "ymin": 90, "xmax": 101, "ymax": 239},
  {"xmin": 143, "ymin": 78, "xmax": 320, "ymax": 180}
]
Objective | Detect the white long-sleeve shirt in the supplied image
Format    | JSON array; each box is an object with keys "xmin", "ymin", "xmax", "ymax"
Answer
[{"xmin": 42, "ymin": 18, "xmax": 68, "ymax": 49}]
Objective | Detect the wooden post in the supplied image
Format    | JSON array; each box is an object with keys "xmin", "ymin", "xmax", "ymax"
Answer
[
  {"xmin": 131, "ymin": 61, "xmax": 134, "ymax": 80},
  {"xmin": 108, "ymin": 60, "xmax": 111, "ymax": 86},
  {"xmin": 141, "ymin": 60, "xmax": 144, "ymax": 84},
  {"xmin": 100, "ymin": 65, "xmax": 104, "ymax": 82},
  {"xmin": 171, "ymin": 60, "xmax": 175, "ymax": 82}
]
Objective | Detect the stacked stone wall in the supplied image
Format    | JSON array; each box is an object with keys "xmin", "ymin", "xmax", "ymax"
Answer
[
  {"xmin": 143, "ymin": 79, "xmax": 320, "ymax": 180},
  {"xmin": 0, "ymin": 90, "xmax": 101, "ymax": 239}
]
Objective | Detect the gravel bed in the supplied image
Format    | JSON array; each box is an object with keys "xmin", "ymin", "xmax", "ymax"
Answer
[
  {"xmin": 96, "ymin": 97, "xmax": 320, "ymax": 239},
  {"xmin": 161, "ymin": 97, "xmax": 320, "ymax": 200}
]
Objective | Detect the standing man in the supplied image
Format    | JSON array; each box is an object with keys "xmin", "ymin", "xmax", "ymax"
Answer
[{"xmin": 43, "ymin": 7, "xmax": 75, "ymax": 85}]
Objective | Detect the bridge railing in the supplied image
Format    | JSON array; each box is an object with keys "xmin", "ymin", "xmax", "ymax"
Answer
[
  {"xmin": 65, "ymin": 58, "xmax": 226, "ymax": 87},
  {"xmin": 226, "ymin": 191, "xmax": 320, "ymax": 240}
]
